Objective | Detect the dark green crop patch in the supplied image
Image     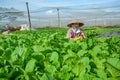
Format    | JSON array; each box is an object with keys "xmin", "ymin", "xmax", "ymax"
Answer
[{"xmin": 0, "ymin": 28, "xmax": 120, "ymax": 80}]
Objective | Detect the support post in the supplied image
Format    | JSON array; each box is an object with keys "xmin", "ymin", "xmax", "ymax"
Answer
[
  {"xmin": 57, "ymin": 8, "xmax": 61, "ymax": 28},
  {"xmin": 26, "ymin": 2, "xmax": 31, "ymax": 30}
]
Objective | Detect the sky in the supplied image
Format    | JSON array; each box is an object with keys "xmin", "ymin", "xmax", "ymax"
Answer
[{"xmin": 0, "ymin": 0, "xmax": 120, "ymax": 27}]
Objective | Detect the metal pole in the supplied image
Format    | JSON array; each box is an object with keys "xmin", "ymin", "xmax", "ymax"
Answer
[
  {"xmin": 57, "ymin": 8, "xmax": 61, "ymax": 28},
  {"xmin": 95, "ymin": 17, "xmax": 96, "ymax": 27},
  {"xmin": 26, "ymin": 2, "xmax": 31, "ymax": 31},
  {"xmin": 49, "ymin": 20, "xmax": 51, "ymax": 27}
]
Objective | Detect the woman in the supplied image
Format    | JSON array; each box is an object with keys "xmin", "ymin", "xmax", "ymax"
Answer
[{"xmin": 66, "ymin": 19, "xmax": 86, "ymax": 40}]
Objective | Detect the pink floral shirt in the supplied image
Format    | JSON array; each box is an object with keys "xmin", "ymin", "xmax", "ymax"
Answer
[{"xmin": 66, "ymin": 28, "xmax": 86, "ymax": 39}]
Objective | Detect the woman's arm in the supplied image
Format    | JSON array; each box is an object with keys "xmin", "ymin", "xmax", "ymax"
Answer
[
  {"xmin": 80, "ymin": 31, "xmax": 86, "ymax": 39},
  {"xmin": 66, "ymin": 29, "xmax": 73, "ymax": 40}
]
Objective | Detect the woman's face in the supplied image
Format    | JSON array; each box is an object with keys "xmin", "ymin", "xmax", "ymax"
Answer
[{"xmin": 72, "ymin": 23, "xmax": 79, "ymax": 28}]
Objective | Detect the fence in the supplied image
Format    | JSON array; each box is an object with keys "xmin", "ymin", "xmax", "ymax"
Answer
[{"xmin": 0, "ymin": 1, "xmax": 120, "ymax": 28}]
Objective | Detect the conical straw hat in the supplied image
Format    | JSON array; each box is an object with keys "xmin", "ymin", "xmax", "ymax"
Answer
[{"xmin": 67, "ymin": 19, "xmax": 84, "ymax": 27}]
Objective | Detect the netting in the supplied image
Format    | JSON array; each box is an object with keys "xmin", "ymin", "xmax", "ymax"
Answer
[{"xmin": 0, "ymin": 0, "xmax": 120, "ymax": 28}]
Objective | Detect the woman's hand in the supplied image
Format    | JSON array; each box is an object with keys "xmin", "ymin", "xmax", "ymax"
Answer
[{"xmin": 73, "ymin": 36, "xmax": 84, "ymax": 41}]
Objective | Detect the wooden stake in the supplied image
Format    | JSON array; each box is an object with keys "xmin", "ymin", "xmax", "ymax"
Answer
[
  {"xmin": 26, "ymin": 2, "xmax": 31, "ymax": 31},
  {"xmin": 57, "ymin": 8, "xmax": 61, "ymax": 28}
]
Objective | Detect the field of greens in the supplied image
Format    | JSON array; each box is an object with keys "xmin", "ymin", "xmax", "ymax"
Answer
[{"xmin": 0, "ymin": 28, "xmax": 120, "ymax": 80}]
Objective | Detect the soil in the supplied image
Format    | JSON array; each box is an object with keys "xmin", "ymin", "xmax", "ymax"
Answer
[{"xmin": 96, "ymin": 31, "xmax": 120, "ymax": 38}]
